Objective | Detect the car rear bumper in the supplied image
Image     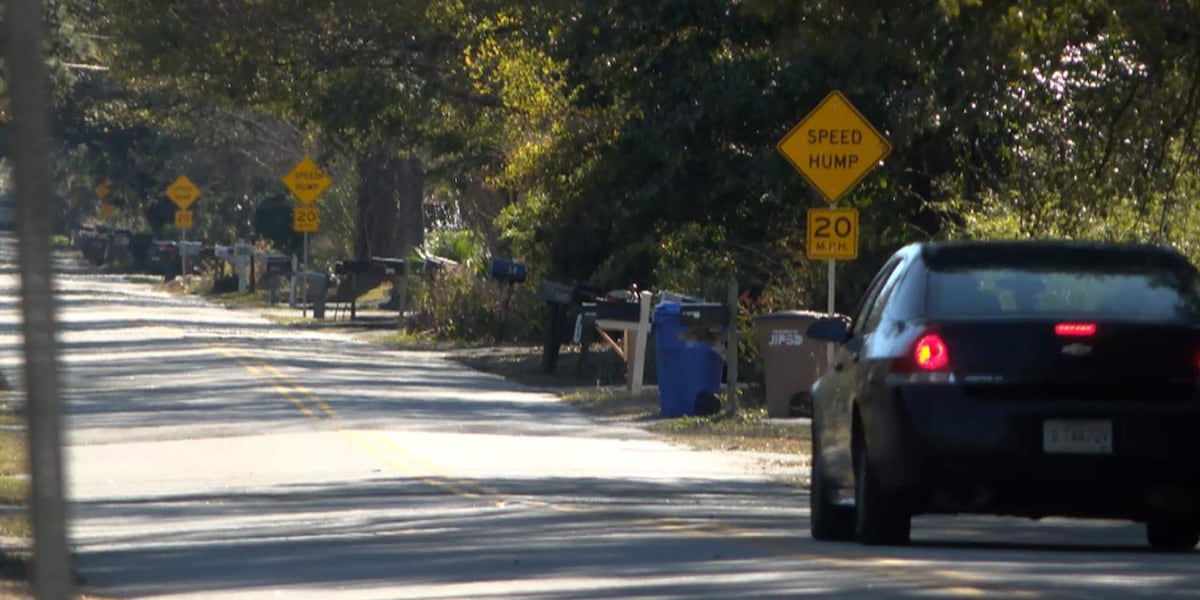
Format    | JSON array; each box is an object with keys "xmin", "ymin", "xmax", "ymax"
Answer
[{"xmin": 879, "ymin": 385, "xmax": 1200, "ymax": 519}]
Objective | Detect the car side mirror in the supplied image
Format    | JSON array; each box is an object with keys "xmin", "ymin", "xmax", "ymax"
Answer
[{"xmin": 806, "ymin": 316, "xmax": 852, "ymax": 343}]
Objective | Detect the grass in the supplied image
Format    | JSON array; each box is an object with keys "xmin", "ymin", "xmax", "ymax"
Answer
[
  {"xmin": 447, "ymin": 344, "xmax": 633, "ymax": 390},
  {"xmin": 209, "ymin": 288, "xmax": 271, "ymax": 308},
  {"xmin": 0, "ymin": 426, "xmax": 29, "ymax": 540},
  {"xmin": 646, "ymin": 409, "xmax": 811, "ymax": 456},
  {"xmin": 560, "ymin": 388, "xmax": 660, "ymax": 420},
  {"xmin": 371, "ymin": 329, "xmax": 459, "ymax": 349},
  {"xmin": 355, "ymin": 282, "xmax": 394, "ymax": 305},
  {"xmin": 561, "ymin": 386, "xmax": 810, "ymax": 456},
  {"xmin": 0, "ymin": 415, "xmax": 112, "ymax": 599}
]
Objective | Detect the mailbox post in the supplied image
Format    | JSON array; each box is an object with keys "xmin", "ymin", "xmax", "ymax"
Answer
[
  {"xmin": 264, "ymin": 255, "xmax": 292, "ymax": 306},
  {"xmin": 539, "ymin": 281, "xmax": 604, "ymax": 374},
  {"xmin": 335, "ymin": 259, "xmax": 375, "ymax": 320},
  {"xmin": 490, "ymin": 258, "xmax": 527, "ymax": 342},
  {"xmin": 371, "ymin": 257, "xmax": 409, "ymax": 326}
]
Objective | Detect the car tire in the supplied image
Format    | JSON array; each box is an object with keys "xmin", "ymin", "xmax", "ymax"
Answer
[
  {"xmin": 810, "ymin": 429, "xmax": 855, "ymax": 541},
  {"xmin": 1146, "ymin": 517, "xmax": 1200, "ymax": 552},
  {"xmin": 854, "ymin": 440, "xmax": 911, "ymax": 546}
]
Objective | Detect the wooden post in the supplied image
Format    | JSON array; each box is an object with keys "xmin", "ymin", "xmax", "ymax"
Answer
[{"xmin": 631, "ymin": 291, "xmax": 652, "ymax": 394}]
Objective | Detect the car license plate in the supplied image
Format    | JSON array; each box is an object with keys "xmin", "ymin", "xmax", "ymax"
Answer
[{"xmin": 1043, "ymin": 419, "xmax": 1113, "ymax": 454}]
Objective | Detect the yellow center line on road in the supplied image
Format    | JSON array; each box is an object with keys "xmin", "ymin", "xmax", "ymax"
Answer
[
  {"xmin": 215, "ymin": 346, "xmax": 319, "ymax": 419},
  {"xmin": 257, "ymin": 362, "xmax": 340, "ymax": 419},
  {"xmin": 214, "ymin": 345, "xmax": 339, "ymax": 419},
  {"xmin": 212, "ymin": 344, "xmax": 1042, "ymax": 598}
]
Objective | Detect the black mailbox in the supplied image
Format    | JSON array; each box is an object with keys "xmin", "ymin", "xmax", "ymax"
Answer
[
  {"xmin": 490, "ymin": 258, "xmax": 527, "ymax": 284},
  {"xmin": 335, "ymin": 259, "xmax": 373, "ymax": 275},
  {"xmin": 421, "ymin": 255, "xmax": 458, "ymax": 275},
  {"xmin": 371, "ymin": 257, "xmax": 408, "ymax": 276},
  {"xmin": 541, "ymin": 280, "xmax": 576, "ymax": 305},
  {"xmin": 582, "ymin": 301, "xmax": 640, "ymax": 322},
  {"xmin": 678, "ymin": 303, "xmax": 731, "ymax": 329},
  {"xmin": 265, "ymin": 255, "xmax": 292, "ymax": 277}
]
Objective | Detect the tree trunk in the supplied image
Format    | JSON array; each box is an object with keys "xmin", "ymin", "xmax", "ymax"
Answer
[
  {"xmin": 353, "ymin": 146, "xmax": 424, "ymax": 261},
  {"xmin": 396, "ymin": 155, "xmax": 424, "ymax": 258}
]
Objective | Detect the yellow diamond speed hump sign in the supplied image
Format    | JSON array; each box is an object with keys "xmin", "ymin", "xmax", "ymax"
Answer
[{"xmin": 778, "ymin": 91, "xmax": 890, "ymax": 204}]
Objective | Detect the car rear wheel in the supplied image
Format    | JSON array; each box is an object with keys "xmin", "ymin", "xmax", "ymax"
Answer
[
  {"xmin": 810, "ymin": 429, "xmax": 854, "ymax": 541},
  {"xmin": 1146, "ymin": 517, "xmax": 1200, "ymax": 552},
  {"xmin": 853, "ymin": 440, "xmax": 911, "ymax": 546}
]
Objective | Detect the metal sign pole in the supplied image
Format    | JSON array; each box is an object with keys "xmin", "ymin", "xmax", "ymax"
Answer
[
  {"xmin": 827, "ymin": 258, "xmax": 836, "ymax": 365},
  {"xmin": 5, "ymin": 0, "xmax": 74, "ymax": 596},
  {"xmin": 302, "ymin": 232, "xmax": 309, "ymax": 318},
  {"xmin": 180, "ymin": 228, "xmax": 187, "ymax": 279}
]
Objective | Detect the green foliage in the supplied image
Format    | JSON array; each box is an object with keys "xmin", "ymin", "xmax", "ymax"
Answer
[
  {"xmin": 423, "ymin": 229, "xmax": 486, "ymax": 269},
  {"xmin": 654, "ymin": 223, "xmax": 737, "ymax": 299},
  {"xmin": 408, "ymin": 268, "xmax": 501, "ymax": 341},
  {"xmin": 57, "ymin": 0, "xmax": 1200, "ymax": 350},
  {"xmin": 407, "ymin": 261, "xmax": 546, "ymax": 343}
]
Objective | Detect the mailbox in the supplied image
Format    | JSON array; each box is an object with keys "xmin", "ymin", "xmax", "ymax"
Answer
[
  {"xmin": 678, "ymin": 303, "xmax": 731, "ymax": 329},
  {"xmin": 179, "ymin": 241, "xmax": 203, "ymax": 257},
  {"xmin": 540, "ymin": 280, "xmax": 606, "ymax": 305},
  {"xmin": 582, "ymin": 301, "xmax": 640, "ymax": 322},
  {"xmin": 540, "ymin": 281, "xmax": 576, "ymax": 305},
  {"xmin": 490, "ymin": 258, "xmax": 527, "ymax": 284},
  {"xmin": 335, "ymin": 259, "xmax": 373, "ymax": 275},
  {"xmin": 421, "ymin": 255, "xmax": 459, "ymax": 275},
  {"xmin": 265, "ymin": 255, "xmax": 292, "ymax": 277},
  {"xmin": 370, "ymin": 256, "xmax": 408, "ymax": 276}
]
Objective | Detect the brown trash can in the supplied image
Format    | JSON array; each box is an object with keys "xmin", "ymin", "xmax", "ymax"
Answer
[{"xmin": 752, "ymin": 310, "xmax": 831, "ymax": 418}]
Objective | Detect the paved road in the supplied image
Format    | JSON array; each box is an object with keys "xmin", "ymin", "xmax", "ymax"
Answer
[{"xmin": 1, "ymin": 242, "xmax": 1198, "ymax": 598}]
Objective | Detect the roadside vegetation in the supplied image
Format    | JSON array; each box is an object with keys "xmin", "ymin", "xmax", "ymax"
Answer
[
  {"xmin": 0, "ymin": 417, "xmax": 28, "ymax": 540},
  {"xmin": 36, "ymin": 1, "xmax": 1200, "ymax": 335},
  {"xmin": 0, "ymin": 396, "xmax": 30, "ymax": 599}
]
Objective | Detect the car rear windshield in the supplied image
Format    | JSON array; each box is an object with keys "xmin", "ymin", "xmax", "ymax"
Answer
[{"xmin": 925, "ymin": 246, "xmax": 1200, "ymax": 321}]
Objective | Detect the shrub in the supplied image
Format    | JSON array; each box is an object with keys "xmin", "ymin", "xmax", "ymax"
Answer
[{"xmin": 409, "ymin": 267, "xmax": 500, "ymax": 341}]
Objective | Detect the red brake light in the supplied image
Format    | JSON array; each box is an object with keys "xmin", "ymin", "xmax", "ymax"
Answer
[
  {"xmin": 914, "ymin": 334, "xmax": 950, "ymax": 371},
  {"xmin": 1055, "ymin": 323, "xmax": 1096, "ymax": 337}
]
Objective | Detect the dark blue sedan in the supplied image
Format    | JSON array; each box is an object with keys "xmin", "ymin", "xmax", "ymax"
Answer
[{"xmin": 806, "ymin": 240, "xmax": 1200, "ymax": 551}]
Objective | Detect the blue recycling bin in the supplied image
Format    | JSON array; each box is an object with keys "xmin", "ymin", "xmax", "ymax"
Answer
[{"xmin": 653, "ymin": 302, "xmax": 725, "ymax": 417}]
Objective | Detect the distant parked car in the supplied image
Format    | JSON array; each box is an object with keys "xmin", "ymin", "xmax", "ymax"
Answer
[{"xmin": 806, "ymin": 240, "xmax": 1200, "ymax": 551}]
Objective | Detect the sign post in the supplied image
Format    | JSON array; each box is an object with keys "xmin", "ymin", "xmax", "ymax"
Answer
[
  {"xmin": 777, "ymin": 90, "xmax": 890, "ymax": 362},
  {"xmin": 165, "ymin": 175, "xmax": 200, "ymax": 278},
  {"xmin": 282, "ymin": 156, "xmax": 333, "ymax": 318}
]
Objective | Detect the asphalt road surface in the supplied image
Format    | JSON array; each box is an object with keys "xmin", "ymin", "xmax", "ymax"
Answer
[{"xmin": 1, "ymin": 240, "xmax": 1199, "ymax": 598}]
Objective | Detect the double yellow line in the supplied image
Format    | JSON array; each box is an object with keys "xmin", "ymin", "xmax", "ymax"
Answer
[
  {"xmin": 216, "ymin": 345, "xmax": 340, "ymax": 420},
  {"xmin": 216, "ymin": 344, "xmax": 506, "ymax": 502},
  {"xmin": 214, "ymin": 343, "xmax": 1039, "ymax": 598}
]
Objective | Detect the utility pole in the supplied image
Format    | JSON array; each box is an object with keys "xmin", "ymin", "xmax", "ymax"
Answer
[{"xmin": 4, "ymin": 0, "xmax": 74, "ymax": 597}]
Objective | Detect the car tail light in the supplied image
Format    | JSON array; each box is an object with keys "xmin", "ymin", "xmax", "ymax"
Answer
[
  {"xmin": 1055, "ymin": 323, "xmax": 1096, "ymax": 337},
  {"xmin": 889, "ymin": 332, "xmax": 953, "ymax": 383},
  {"xmin": 914, "ymin": 334, "xmax": 950, "ymax": 370}
]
